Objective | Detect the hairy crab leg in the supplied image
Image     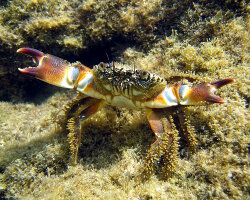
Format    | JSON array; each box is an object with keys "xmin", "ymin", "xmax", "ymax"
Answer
[
  {"xmin": 139, "ymin": 109, "xmax": 179, "ymax": 180},
  {"xmin": 65, "ymin": 94, "xmax": 104, "ymax": 165},
  {"xmin": 177, "ymin": 108, "xmax": 197, "ymax": 153}
]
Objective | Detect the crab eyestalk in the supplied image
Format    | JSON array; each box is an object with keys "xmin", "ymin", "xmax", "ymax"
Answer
[
  {"xmin": 17, "ymin": 47, "xmax": 88, "ymax": 89},
  {"xmin": 179, "ymin": 78, "xmax": 234, "ymax": 105}
]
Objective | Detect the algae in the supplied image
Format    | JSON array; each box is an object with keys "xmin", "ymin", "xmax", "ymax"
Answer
[{"xmin": 0, "ymin": 0, "xmax": 249, "ymax": 199}]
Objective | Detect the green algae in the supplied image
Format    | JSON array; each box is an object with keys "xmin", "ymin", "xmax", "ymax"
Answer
[{"xmin": 0, "ymin": 0, "xmax": 249, "ymax": 199}]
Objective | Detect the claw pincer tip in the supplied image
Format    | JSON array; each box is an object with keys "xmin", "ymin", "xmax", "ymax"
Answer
[
  {"xmin": 211, "ymin": 78, "xmax": 234, "ymax": 89},
  {"xmin": 17, "ymin": 47, "xmax": 44, "ymax": 63}
]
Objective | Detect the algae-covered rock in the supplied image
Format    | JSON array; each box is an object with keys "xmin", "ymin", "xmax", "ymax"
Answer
[{"xmin": 0, "ymin": 0, "xmax": 249, "ymax": 199}]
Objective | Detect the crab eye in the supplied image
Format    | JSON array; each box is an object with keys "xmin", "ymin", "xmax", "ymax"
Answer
[
  {"xmin": 137, "ymin": 70, "xmax": 148, "ymax": 79},
  {"xmin": 67, "ymin": 66, "xmax": 79, "ymax": 84},
  {"xmin": 179, "ymin": 85, "xmax": 190, "ymax": 100}
]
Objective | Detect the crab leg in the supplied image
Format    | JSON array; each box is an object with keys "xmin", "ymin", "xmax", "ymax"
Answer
[
  {"xmin": 177, "ymin": 108, "xmax": 197, "ymax": 153},
  {"xmin": 65, "ymin": 94, "xmax": 104, "ymax": 165},
  {"xmin": 139, "ymin": 109, "xmax": 178, "ymax": 180}
]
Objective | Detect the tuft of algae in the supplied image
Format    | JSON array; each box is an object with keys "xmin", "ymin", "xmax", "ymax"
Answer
[{"xmin": 0, "ymin": 0, "xmax": 249, "ymax": 199}]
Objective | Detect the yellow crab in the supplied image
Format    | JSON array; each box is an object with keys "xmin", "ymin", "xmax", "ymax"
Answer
[{"xmin": 17, "ymin": 47, "xmax": 233, "ymax": 179}]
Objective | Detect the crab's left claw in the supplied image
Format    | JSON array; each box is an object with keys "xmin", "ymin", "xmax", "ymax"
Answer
[
  {"xmin": 179, "ymin": 78, "xmax": 234, "ymax": 105},
  {"xmin": 17, "ymin": 47, "xmax": 78, "ymax": 89}
]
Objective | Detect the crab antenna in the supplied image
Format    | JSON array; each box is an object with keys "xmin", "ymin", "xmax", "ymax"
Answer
[
  {"xmin": 133, "ymin": 59, "xmax": 136, "ymax": 74},
  {"xmin": 105, "ymin": 52, "xmax": 110, "ymax": 64}
]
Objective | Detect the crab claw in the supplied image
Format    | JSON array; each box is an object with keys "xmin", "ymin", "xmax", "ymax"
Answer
[
  {"xmin": 17, "ymin": 47, "xmax": 77, "ymax": 89},
  {"xmin": 179, "ymin": 78, "xmax": 234, "ymax": 105}
]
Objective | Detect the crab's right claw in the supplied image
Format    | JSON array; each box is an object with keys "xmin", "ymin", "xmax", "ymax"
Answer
[
  {"xmin": 180, "ymin": 78, "xmax": 234, "ymax": 105},
  {"xmin": 17, "ymin": 47, "xmax": 79, "ymax": 89}
]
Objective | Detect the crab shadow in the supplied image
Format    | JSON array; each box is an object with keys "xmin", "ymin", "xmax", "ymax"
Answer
[
  {"xmin": 77, "ymin": 108, "xmax": 154, "ymax": 169},
  {"xmin": 0, "ymin": 108, "xmax": 154, "ymax": 176},
  {"xmin": 1, "ymin": 105, "xmax": 216, "ymax": 176}
]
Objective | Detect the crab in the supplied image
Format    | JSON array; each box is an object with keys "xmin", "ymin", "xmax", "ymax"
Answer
[{"xmin": 17, "ymin": 47, "xmax": 234, "ymax": 180}]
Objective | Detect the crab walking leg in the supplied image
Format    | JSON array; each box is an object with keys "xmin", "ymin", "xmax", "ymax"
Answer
[
  {"xmin": 66, "ymin": 95, "xmax": 104, "ymax": 165},
  {"xmin": 177, "ymin": 108, "xmax": 197, "ymax": 153},
  {"xmin": 139, "ymin": 109, "xmax": 179, "ymax": 180},
  {"xmin": 159, "ymin": 115, "xmax": 179, "ymax": 179}
]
